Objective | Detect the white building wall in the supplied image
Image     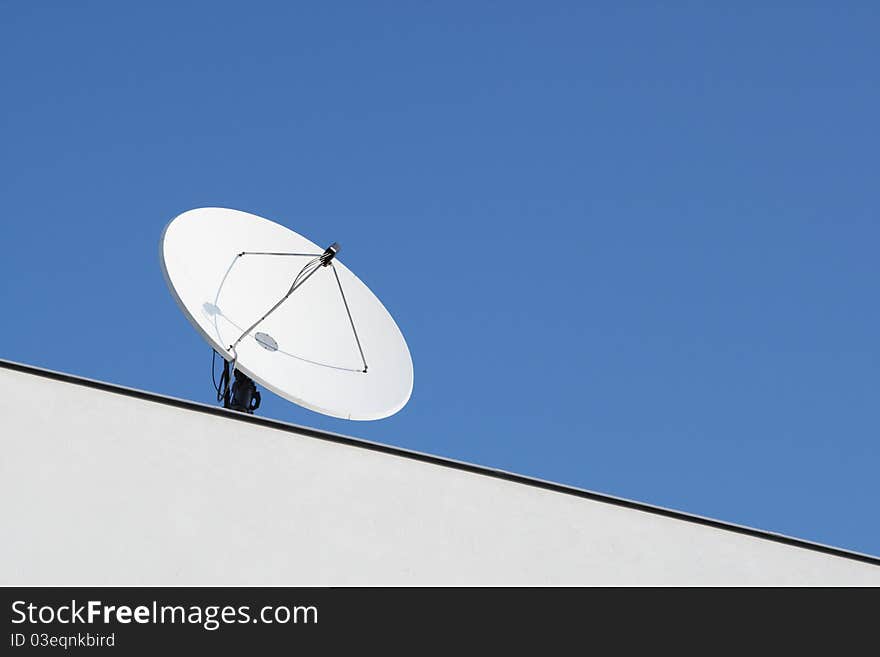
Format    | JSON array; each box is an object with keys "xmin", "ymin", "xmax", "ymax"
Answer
[{"xmin": 1, "ymin": 363, "xmax": 878, "ymax": 585}]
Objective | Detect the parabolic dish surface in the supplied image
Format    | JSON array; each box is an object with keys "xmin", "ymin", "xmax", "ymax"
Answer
[{"xmin": 160, "ymin": 207, "xmax": 413, "ymax": 420}]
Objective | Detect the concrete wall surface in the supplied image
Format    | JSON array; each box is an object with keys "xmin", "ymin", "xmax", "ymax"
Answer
[{"xmin": 2, "ymin": 362, "xmax": 878, "ymax": 585}]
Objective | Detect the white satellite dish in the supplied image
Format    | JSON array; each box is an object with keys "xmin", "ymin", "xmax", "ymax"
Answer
[{"xmin": 159, "ymin": 207, "xmax": 413, "ymax": 420}]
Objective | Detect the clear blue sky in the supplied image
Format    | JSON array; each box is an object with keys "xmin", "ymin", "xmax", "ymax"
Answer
[{"xmin": 2, "ymin": 2, "xmax": 878, "ymax": 557}]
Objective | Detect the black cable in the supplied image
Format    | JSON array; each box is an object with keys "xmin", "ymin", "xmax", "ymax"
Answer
[
  {"xmin": 212, "ymin": 349, "xmax": 231, "ymax": 404},
  {"xmin": 212, "ymin": 349, "xmax": 220, "ymax": 394}
]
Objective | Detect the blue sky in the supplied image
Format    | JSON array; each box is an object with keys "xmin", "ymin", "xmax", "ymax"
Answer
[{"xmin": 2, "ymin": 2, "xmax": 878, "ymax": 557}]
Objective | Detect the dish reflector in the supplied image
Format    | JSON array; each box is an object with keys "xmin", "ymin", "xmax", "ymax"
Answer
[{"xmin": 160, "ymin": 207, "xmax": 413, "ymax": 420}]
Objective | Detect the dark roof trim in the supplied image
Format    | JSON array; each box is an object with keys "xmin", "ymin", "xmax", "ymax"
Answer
[{"xmin": 2, "ymin": 356, "xmax": 878, "ymax": 568}]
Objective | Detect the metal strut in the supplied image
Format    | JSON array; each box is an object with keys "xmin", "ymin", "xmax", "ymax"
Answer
[
  {"xmin": 238, "ymin": 251, "xmax": 322, "ymax": 257},
  {"xmin": 227, "ymin": 242, "xmax": 343, "ymax": 353},
  {"xmin": 331, "ymin": 263, "xmax": 368, "ymax": 373},
  {"xmin": 215, "ymin": 241, "xmax": 366, "ymax": 415},
  {"xmin": 229, "ymin": 258, "xmax": 321, "ymax": 352}
]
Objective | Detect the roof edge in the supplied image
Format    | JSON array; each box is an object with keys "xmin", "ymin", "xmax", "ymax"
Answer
[{"xmin": 2, "ymin": 356, "xmax": 878, "ymax": 568}]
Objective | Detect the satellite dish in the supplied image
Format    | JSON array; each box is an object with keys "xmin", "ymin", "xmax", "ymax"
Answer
[{"xmin": 159, "ymin": 207, "xmax": 413, "ymax": 420}]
